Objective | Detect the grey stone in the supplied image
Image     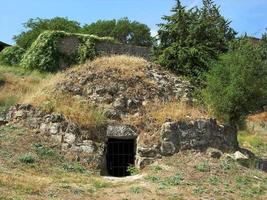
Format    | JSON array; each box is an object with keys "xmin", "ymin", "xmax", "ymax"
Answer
[
  {"xmin": 207, "ymin": 148, "xmax": 223, "ymax": 159},
  {"xmin": 49, "ymin": 123, "xmax": 61, "ymax": 134},
  {"xmin": 64, "ymin": 133, "xmax": 76, "ymax": 144},
  {"xmin": 103, "ymin": 108, "xmax": 121, "ymax": 119},
  {"xmin": 14, "ymin": 110, "xmax": 25, "ymax": 118},
  {"xmin": 106, "ymin": 125, "xmax": 137, "ymax": 138},
  {"xmin": 136, "ymin": 157, "xmax": 155, "ymax": 169},
  {"xmin": 137, "ymin": 147, "xmax": 157, "ymax": 157},
  {"xmin": 51, "ymin": 134, "xmax": 63, "ymax": 144},
  {"xmin": 160, "ymin": 141, "xmax": 176, "ymax": 156}
]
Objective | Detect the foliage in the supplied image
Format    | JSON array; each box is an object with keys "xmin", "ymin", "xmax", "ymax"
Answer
[
  {"xmin": 202, "ymin": 38, "xmax": 267, "ymax": 124},
  {"xmin": 127, "ymin": 164, "xmax": 140, "ymax": 175},
  {"xmin": 33, "ymin": 143, "xmax": 56, "ymax": 157},
  {"xmin": 154, "ymin": 0, "xmax": 236, "ymax": 83},
  {"xmin": 62, "ymin": 162, "xmax": 85, "ymax": 173},
  {"xmin": 19, "ymin": 153, "xmax": 36, "ymax": 164},
  {"xmin": 0, "ymin": 46, "xmax": 25, "ymax": 66},
  {"xmin": 82, "ymin": 18, "xmax": 153, "ymax": 47},
  {"xmin": 20, "ymin": 30, "xmax": 114, "ymax": 72},
  {"xmin": 14, "ymin": 17, "xmax": 81, "ymax": 49},
  {"xmin": 195, "ymin": 160, "xmax": 210, "ymax": 172}
]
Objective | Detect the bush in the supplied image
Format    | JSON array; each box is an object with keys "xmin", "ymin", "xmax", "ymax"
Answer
[
  {"xmin": 0, "ymin": 46, "xmax": 25, "ymax": 66},
  {"xmin": 203, "ymin": 39, "xmax": 267, "ymax": 124},
  {"xmin": 20, "ymin": 30, "xmax": 115, "ymax": 72}
]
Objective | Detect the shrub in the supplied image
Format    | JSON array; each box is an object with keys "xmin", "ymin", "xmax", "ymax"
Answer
[
  {"xmin": 0, "ymin": 46, "xmax": 25, "ymax": 66},
  {"xmin": 20, "ymin": 30, "xmax": 115, "ymax": 72},
  {"xmin": 203, "ymin": 39, "xmax": 267, "ymax": 124}
]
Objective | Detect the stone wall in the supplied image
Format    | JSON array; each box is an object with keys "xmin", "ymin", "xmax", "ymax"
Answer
[
  {"xmin": 2, "ymin": 104, "xmax": 239, "ymax": 172},
  {"xmin": 95, "ymin": 41, "xmax": 151, "ymax": 60},
  {"xmin": 160, "ymin": 119, "xmax": 239, "ymax": 156}
]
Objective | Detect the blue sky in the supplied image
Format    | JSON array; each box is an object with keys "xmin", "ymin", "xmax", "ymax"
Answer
[{"xmin": 1, "ymin": 0, "xmax": 267, "ymax": 44}]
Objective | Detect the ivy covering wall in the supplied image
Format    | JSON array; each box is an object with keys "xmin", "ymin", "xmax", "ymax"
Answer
[
  {"xmin": 20, "ymin": 31, "xmax": 115, "ymax": 72},
  {"xmin": 0, "ymin": 31, "xmax": 115, "ymax": 72}
]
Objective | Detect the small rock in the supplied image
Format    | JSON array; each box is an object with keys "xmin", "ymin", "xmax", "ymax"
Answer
[
  {"xmin": 207, "ymin": 148, "xmax": 223, "ymax": 159},
  {"xmin": 228, "ymin": 151, "xmax": 249, "ymax": 161},
  {"xmin": 64, "ymin": 133, "xmax": 76, "ymax": 144}
]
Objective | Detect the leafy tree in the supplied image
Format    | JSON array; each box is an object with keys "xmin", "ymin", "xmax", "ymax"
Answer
[
  {"xmin": 14, "ymin": 17, "xmax": 81, "ymax": 49},
  {"xmin": 203, "ymin": 38, "xmax": 267, "ymax": 124},
  {"xmin": 82, "ymin": 20, "xmax": 116, "ymax": 38},
  {"xmin": 154, "ymin": 0, "xmax": 236, "ymax": 83},
  {"xmin": 82, "ymin": 18, "xmax": 153, "ymax": 47}
]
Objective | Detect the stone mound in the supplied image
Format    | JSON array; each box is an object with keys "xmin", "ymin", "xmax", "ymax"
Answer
[
  {"xmin": 55, "ymin": 56, "xmax": 193, "ymax": 120},
  {"xmin": 2, "ymin": 56, "xmax": 239, "ymax": 173}
]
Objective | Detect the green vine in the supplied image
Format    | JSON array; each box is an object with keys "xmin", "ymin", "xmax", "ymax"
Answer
[{"xmin": 20, "ymin": 31, "xmax": 115, "ymax": 72}]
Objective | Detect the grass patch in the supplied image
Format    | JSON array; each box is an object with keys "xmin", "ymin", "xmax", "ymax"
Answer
[
  {"xmin": 92, "ymin": 179, "xmax": 112, "ymax": 189},
  {"xmin": 238, "ymin": 131, "xmax": 267, "ymax": 156},
  {"xmin": 33, "ymin": 143, "xmax": 56, "ymax": 157},
  {"xmin": 129, "ymin": 186, "xmax": 143, "ymax": 194},
  {"xmin": 19, "ymin": 153, "xmax": 36, "ymax": 164},
  {"xmin": 127, "ymin": 164, "xmax": 140, "ymax": 176},
  {"xmin": 195, "ymin": 160, "xmax": 210, "ymax": 172},
  {"xmin": 62, "ymin": 162, "xmax": 86, "ymax": 173}
]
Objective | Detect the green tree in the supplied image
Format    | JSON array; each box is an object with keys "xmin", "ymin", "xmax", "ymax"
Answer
[
  {"xmin": 154, "ymin": 0, "xmax": 236, "ymax": 83},
  {"xmin": 203, "ymin": 38, "xmax": 267, "ymax": 124},
  {"xmin": 82, "ymin": 19, "xmax": 116, "ymax": 37},
  {"xmin": 82, "ymin": 18, "xmax": 153, "ymax": 47},
  {"xmin": 14, "ymin": 17, "xmax": 81, "ymax": 49}
]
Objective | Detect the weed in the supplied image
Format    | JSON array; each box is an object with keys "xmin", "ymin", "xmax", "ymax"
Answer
[
  {"xmin": 220, "ymin": 159, "xmax": 232, "ymax": 171},
  {"xmin": 145, "ymin": 175, "xmax": 161, "ymax": 183},
  {"xmin": 92, "ymin": 179, "xmax": 111, "ymax": 189},
  {"xmin": 129, "ymin": 186, "xmax": 143, "ymax": 194},
  {"xmin": 163, "ymin": 172, "xmax": 183, "ymax": 186},
  {"xmin": 193, "ymin": 186, "xmax": 206, "ymax": 194},
  {"xmin": 127, "ymin": 164, "xmax": 140, "ymax": 176},
  {"xmin": 208, "ymin": 176, "xmax": 221, "ymax": 185},
  {"xmin": 195, "ymin": 160, "xmax": 210, "ymax": 172},
  {"xmin": 62, "ymin": 163, "xmax": 85, "ymax": 173},
  {"xmin": 151, "ymin": 165, "xmax": 163, "ymax": 173},
  {"xmin": 33, "ymin": 143, "xmax": 56, "ymax": 157},
  {"xmin": 19, "ymin": 153, "xmax": 36, "ymax": 164}
]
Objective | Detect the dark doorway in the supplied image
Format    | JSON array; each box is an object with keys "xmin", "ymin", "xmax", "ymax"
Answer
[{"xmin": 106, "ymin": 138, "xmax": 136, "ymax": 177}]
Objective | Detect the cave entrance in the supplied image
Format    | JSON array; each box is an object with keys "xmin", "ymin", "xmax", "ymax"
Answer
[{"xmin": 106, "ymin": 138, "xmax": 136, "ymax": 177}]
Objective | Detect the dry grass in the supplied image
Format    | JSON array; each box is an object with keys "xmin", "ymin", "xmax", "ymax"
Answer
[
  {"xmin": 247, "ymin": 112, "xmax": 267, "ymax": 122},
  {"xmin": 69, "ymin": 55, "xmax": 149, "ymax": 78},
  {"xmin": 25, "ymin": 91, "xmax": 107, "ymax": 129},
  {"xmin": 0, "ymin": 172, "xmax": 52, "ymax": 194},
  {"xmin": 147, "ymin": 101, "xmax": 209, "ymax": 125},
  {"xmin": 0, "ymin": 72, "xmax": 47, "ymax": 112}
]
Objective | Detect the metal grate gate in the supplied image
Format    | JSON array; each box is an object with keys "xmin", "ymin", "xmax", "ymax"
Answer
[{"xmin": 106, "ymin": 138, "xmax": 135, "ymax": 177}]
